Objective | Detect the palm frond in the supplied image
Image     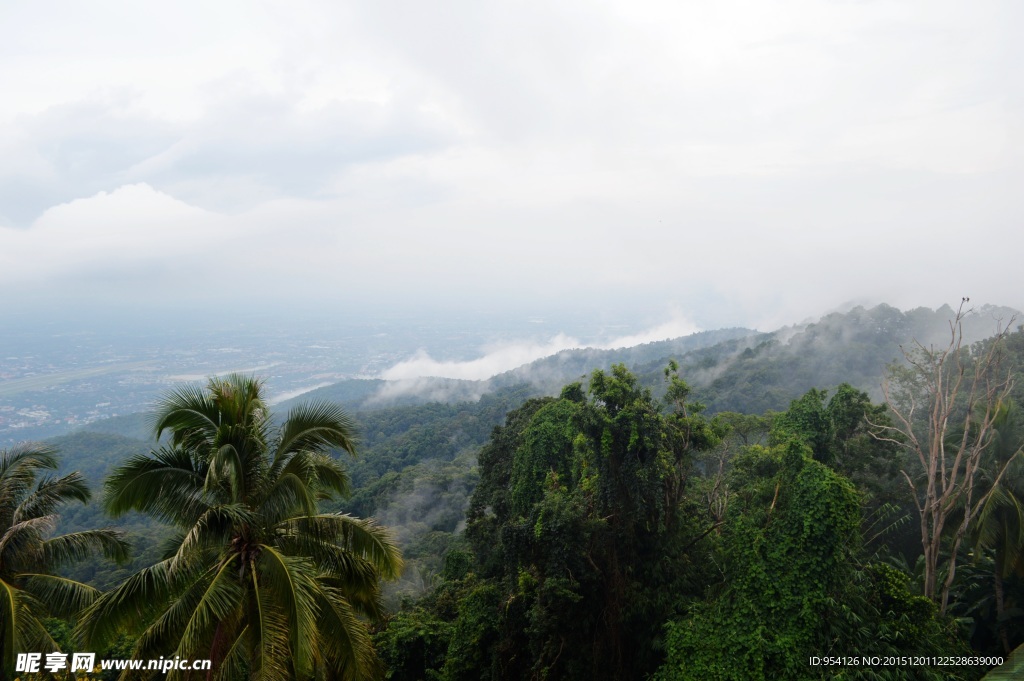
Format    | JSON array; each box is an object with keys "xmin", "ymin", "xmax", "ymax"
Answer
[
  {"xmin": 256, "ymin": 546, "xmax": 321, "ymax": 677},
  {"xmin": 275, "ymin": 450, "xmax": 351, "ymax": 501},
  {"xmin": 170, "ymin": 504, "xmax": 255, "ymax": 570},
  {"xmin": 41, "ymin": 528, "xmax": 131, "ymax": 568},
  {"xmin": 206, "ymin": 443, "xmax": 246, "ymax": 503},
  {"xmin": 152, "ymin": 381, "xmax": 221, "ymax": 446},
  {"xmin": 217, "ymin": 623, "xmax": 252, "ymax": 681},
  {"xmin": 278, "ymin": 515, "xmax": 403, "ymax": 580},
  {"xmin": 314, "ymin": 583, "xmax": 383, "ymax": 681},
  {"xmin": 250, "ymin": 565, "xmax": 292, "ymax": 681},
  {"xmin": 0, "ymin": 582, "xmax": 62, "ymax": 675},
  {"xmin": 76, "ymin": 557, "xmax": 200, "ymax": 649},
  {"xmin": 175, "ymin": 555, "xmax": 244, "ymax": 661},
  {"xmin": 0, "ymin": 443, "xmax": 59, "ymax": 523},
  {"xmin": 19, "ymin": 573, "xmax": 99, "ymax": 616},
  {"xmin": 103, "ymin": 448, "xmax": 208, "ymax": 524},
  {"xmin": 315, "ymin": 571, "xmax": 383, "ymax": 622},
  {"xmin": 261, "ymin": 473, "xmax": 319, "ymax": 527},
  {"xmin": 0, "ymin": 442, "xmax": 59, "ymax": 478},
  {"xmin": 207, "ymin": 375, "xmax": 271, "ymax": 461},
  {"xmin": 1, "ymin": 443, "xmax": 129, "ymax": 680},
  {"xmin": 0, "ymin": 514, "xmax": 58, "ymax": 571},
  {"xmin": 273, "ymin": 401, "xmax": 359, "ymax": 465},
  {"xmin": 1, "ymin": 578, "xmax": 17, "ymax": 676},
  {"xmin": 13, "ymin": 471, "xmax": 91, "ymax": 523},
  {"xmin": 971, "ymin": 477, "xmax": 1024, "ymax": 578},
  {"xmin": 276, "ymin": 536, "xmax": 383, "ymax": 618},
  {"xmin": 131, "ymin": 562, "xmax": 225, "ymax": 662}
]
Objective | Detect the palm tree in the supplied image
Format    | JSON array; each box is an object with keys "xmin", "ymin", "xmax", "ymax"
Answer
[
  {"xmin": 967, "ymin": 402, "xmax": 1024, "ymax": 654},
  {"xmin": 78, "ymin": 375, "xmax": 402, "ymax": 680},
  {"xmin": 0, "ymin": 443, "xmax": 129, "ymax": 680}
]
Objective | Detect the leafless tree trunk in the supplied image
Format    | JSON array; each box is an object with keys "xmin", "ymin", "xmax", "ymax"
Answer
[{"xmin": 870, "ymin": 300, "xmax": 1016, "ymax": 613}]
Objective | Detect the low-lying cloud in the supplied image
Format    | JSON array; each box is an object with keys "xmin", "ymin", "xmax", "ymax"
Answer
[
  {"xmin": 379, "ymin": 316, "xmax": 700, "ymax": 382},
  {"xmin": 367, "ymin": 377, "xmax": 490, "ymax": 406},
  {"xmin": 380, "ymin": 333, "xmax": 581, "ymax": 381}
]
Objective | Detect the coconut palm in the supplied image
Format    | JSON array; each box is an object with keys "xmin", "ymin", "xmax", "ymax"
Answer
[
  {"xmin": 78, "ymin": 375, "xmax": 403, "ymax": 680},
  {"xmin": 966, "ymin": 402, "xmax": 1024, "ymax": 653},
  {"xmin": 0, "ymin": 443, "xmax": 129, "ymax": 681}
]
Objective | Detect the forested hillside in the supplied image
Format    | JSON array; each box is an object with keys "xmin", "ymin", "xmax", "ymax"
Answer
[
  {"xmin": 16, "ymin": 303, "xmax": 1024, "ymax": 679},
  {"xmin": 51, "ymin": 304, "xmax": 1023, "ymax": 593},
  {"xmin": 374, "ymin": 308, "xmax": 1024, "ymax": 679}
]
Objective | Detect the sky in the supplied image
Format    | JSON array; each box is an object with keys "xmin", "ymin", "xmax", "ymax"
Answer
[{"xmin": 1, "ymin": 0, "xmax": 1022, "ymax": 335}]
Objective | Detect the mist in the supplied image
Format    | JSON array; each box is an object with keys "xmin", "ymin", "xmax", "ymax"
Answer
[{"xmin": 379, "ymin": 316, "xmax": 701, "ymax": 382}]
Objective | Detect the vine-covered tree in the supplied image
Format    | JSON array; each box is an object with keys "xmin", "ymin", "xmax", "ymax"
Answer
[
  {"xmin": 769, "ymin": 383, "xmax": 909, "ymax": 537},
  {"xmin": 656, "ymin": 441, "xmax": 973, "ymax": 681},
  {"xmin": 436, "ymin": 364, "xmax": 723, "ymax": 680}
]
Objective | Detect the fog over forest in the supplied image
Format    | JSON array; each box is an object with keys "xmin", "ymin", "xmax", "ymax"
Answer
[{"xmin": 2, "ymin": 1, "xmax": 1023, "ymax": 679}]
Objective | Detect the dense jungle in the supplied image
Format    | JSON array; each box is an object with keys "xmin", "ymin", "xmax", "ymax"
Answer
[{"xmin": 5, "ymin": 303, "xmax": 1024, "ymax": 680}]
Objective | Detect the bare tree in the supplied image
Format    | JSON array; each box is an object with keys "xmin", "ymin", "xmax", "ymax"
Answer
[{"xmin": 870, "ymin": 300, "xmax": 1019, "ymax": 613}]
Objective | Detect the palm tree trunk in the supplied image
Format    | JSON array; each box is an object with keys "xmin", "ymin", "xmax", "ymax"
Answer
[{"xmin": 995, "ymin": 564, "xmax": 1011, "ymax": 655}]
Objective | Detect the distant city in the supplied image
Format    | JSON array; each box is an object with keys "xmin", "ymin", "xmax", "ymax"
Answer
[{"xmin": 0, "ymin": 307, "xmax": 654, "ymax": 445}]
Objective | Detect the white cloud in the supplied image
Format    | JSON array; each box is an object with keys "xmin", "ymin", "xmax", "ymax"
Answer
[
  {"xmin": 379, "ymin": 314, "xmax": 701, "ymax": 381},
  {"xmin": 381, "ymin": 333, "xmax": 583, "ymax": 381},
  {"xmin": 0, "ymin": 0, "xmax": 1021, "ymax": 327},
  {"xmin": 0, "ymin": 184, "xmax": 218, "ymax": 283},
  {"xmin": 601, "ymin": 318, "xmax": 701, "ymax": 349}
]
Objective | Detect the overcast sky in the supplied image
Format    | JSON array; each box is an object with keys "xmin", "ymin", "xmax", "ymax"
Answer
[{"xmin": 1, "ymin": 0, "xmax": 1021, "ymax": 332}]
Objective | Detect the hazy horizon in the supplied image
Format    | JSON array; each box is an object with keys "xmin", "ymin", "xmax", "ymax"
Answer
[{"xmin": 2, "ymin": 1, "xmax": 1022, "ymax": 333}]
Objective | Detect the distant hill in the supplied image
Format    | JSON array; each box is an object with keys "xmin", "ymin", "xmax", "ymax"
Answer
[
  {"xmin": 279, "ymin": 303, "xmax": 1019, "ymax": 416},
  {"xmin": 276, "ymin": 327, "xmax": 760, "ymax": 413},
  {"xmin": 43, "ymin": 302, "xmax": 1022, "ymax": 590},
  {"xmin": 68, "ymin": 303, "xmax": 1022, "ymax": 491},
  {"xmin": 486, "ymin": 327, "xmax": 758, "ymax": 392},
  {"xmin": 676, "ymin": 303, "xmax": 1020, "ymax": 414},
  {"xmin": 47, "ymin": 430, "xmax": 150, "ymax": 486}
]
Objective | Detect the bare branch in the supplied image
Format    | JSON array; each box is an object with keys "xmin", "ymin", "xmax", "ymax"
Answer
[{"xmin": 879, "ymin": 302, "xmax": 1015, "ymax": 610}]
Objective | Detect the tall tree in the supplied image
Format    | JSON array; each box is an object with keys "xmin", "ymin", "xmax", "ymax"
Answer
[
  {"xmin": 964, "ymin": 402, "xmax": 1024, "ymax": 654},
  {"xmin": 452, "ymin": 366, "xmax": 722, "ymax": 680},
  {"xmin": 0, "ymin": 443, "xmax": 129, "ymax": 681},
  {"xmin": 770, "ymin": 383, "xmax": 896, "ymax": 476},
  {"xmin": 78, "ymin": 375, "xmax": 403, "ymax": 681},
  {"xmin": 770, "ymin": 384, "xmax": 907, "ymax": 530},
  {"xmin": 872, "ymin": 301, "xmax": 1019, "ymax": 611}
]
